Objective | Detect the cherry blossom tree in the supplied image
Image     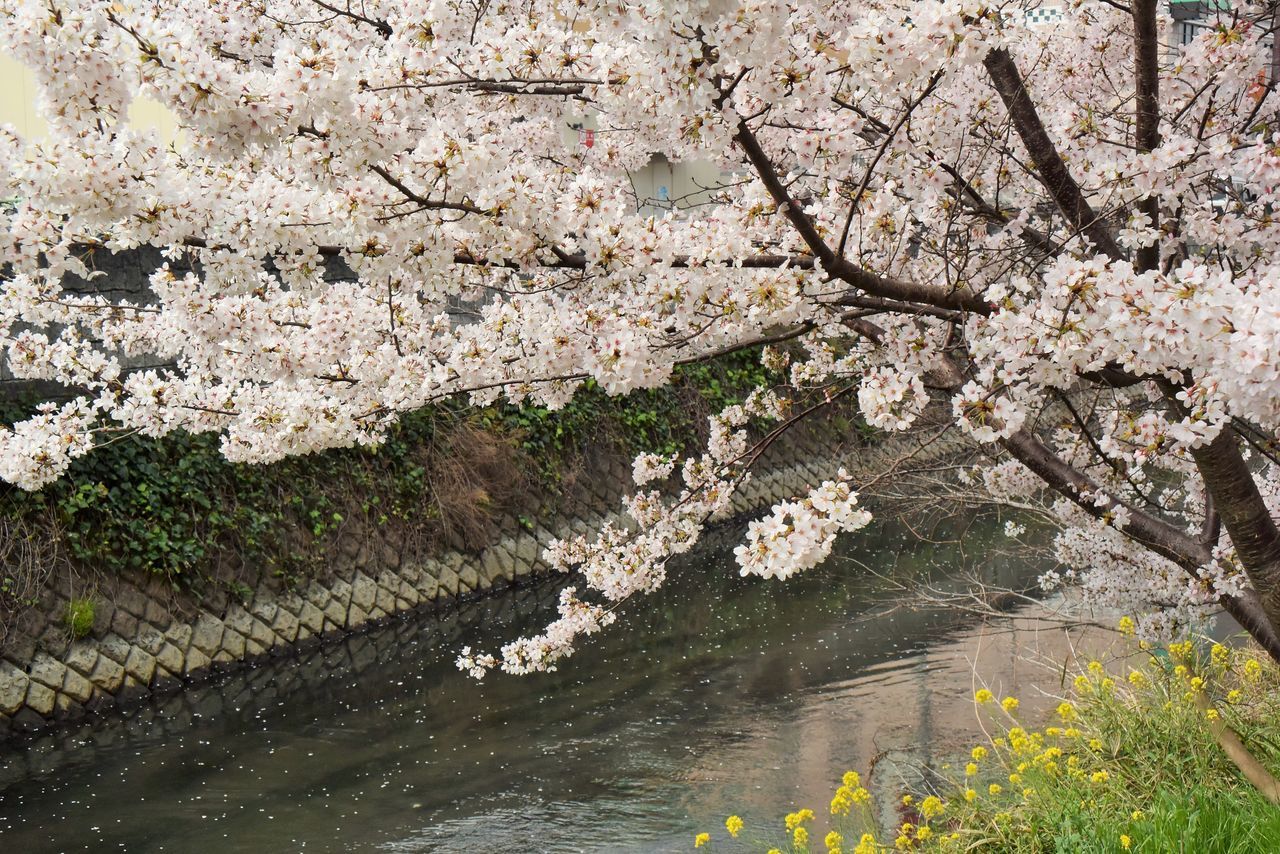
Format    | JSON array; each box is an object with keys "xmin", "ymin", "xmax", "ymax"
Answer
[{"xmin": 5, "ymin": 0, "xmax": 1280, "ymax": 672}]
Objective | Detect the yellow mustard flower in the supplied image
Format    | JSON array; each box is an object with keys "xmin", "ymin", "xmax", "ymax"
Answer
[
  {"xmin": 1118, "ymin": 616, "xmax": 1135, "ymax": 636},
  {"xmin": 988, "ymin": 784, "xmax": 1003, "ymax": 795},
  {"xmin": 1001, "ymin": 696, "xmax": 1020, "ymax": 713},
  {"xmin": 1206, "ymin": 708, "xmax": 1220, "ymax": 721},
  {"xmin": 1128, "ymin": 670, "xmax": 1147, "ymax": 688},
  {"xmin": 825, "ymin": 830, "xmax": 843, "ymax": 850},
  {"xmin": 1091, "ymin": 771, "xmax": 1109, "ymax": 783},
  {"xmin": 725, "ymin": 815, "xmax": 743, "ymax": 838},
  {"xmin": 1057, "ymin": 701, "xmax": 1077, "ymax": 721},
  {"xmin": 901, "ymin": 794, "xmax": 914, "ymax": 806},
  {"xmin": 971, "ymin": 746, "xmax": 988, "ymax": 761},
  {"xmin": 1227, "ymin": 689, "xmax": 1243, "ymax": 704},
  {"xmin": 975, "ymin": 688, "xmax": 995, "ymax": 704},
  {"xmin": 1087, "ymin": 661, "xmax": 1104, "ymax": 675},
  {"xmin": 964, "ymin": 788, "xmax": 977, "ymax": 802},
  {"xmin": 965, "ymin": 762, "xmax": 978, "ymax": 776},
  {"xmin": 1245, "ymin": 659, "xmax": 1263, "ymax": 679},
  {"xmin": 854, "ymin": 834, "xmax": 878, "ymax": 854},
  {"xmin": 1132, "ymin": 810, "xmax": 1144, "ymax": 821},
  {"xmin": 916, "ymin": 827, "xmax": 933, "ymax": 841},
  {"xmin": 1074, "ymin": 675, "xmax": 1092, "ymax": 693},
  {"xmin": 694, "ymin": 833, "xmax": 710, "ymax": 848},
  {"xmin": 1211, "ymin": 644, "xmax": 1230, "ymax": 667},
  {"xmin": 794, "ymin": 826, "xmax": 809, "ymax": 847},
  {"xmin": 842, "ymin": 771, "xmax": 861, "ymax": 788},
  {"xmin": 1121, "ymin": 834, "xmax": 1132, "ymax": 850}
]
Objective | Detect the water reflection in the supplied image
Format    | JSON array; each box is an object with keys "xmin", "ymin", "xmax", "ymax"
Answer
[{"xmin": 0, "ymin": 517, "xmax": 1104, "ymax": 852}]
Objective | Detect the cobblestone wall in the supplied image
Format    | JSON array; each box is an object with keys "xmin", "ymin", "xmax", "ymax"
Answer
[{"xmin": 0, "ymin": 426, "xmax": 972, "ymax": 740}]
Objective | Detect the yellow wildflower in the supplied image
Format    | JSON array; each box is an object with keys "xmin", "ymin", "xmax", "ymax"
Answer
[
  {"xmin": 1227, "ymin": 689, "xmax": 1243, "ymax": 704},
  {"xmin": 901, "ymin": 795, "xmax": 913, "ymax": 806},
  {"xmin": 975, "ymin": 688, "xmax": 995, "ymax": 704},
  {"xmin": 1132, "ymin": 810, "xmax": 1144, "ymax": 821},
  {"xmin": 1008, "ymin": 773, "xmax": 1022, "ymax": 785},
  {"xmin": 1057, "ymin": 701, "xmax": 1077, "ymax": 721},
  {"xmin": 854, "ymin": 834, "xmax": 878, "ymax": 854},
  {"xmin": 1118, "ymin": 616, "xmax": 1135, "ymax": 636},
  {"xmin": 1169, "ymin": 640, "xmax": 1193, "ymax": 659},
  {"xmin": 1211, "ymin": 643, "xmax": 1230, "ymax": 667},
  {"xmin": 894, "ymin": 835, "xmax": 911, "ymax": 851},
  {"xmin": 1128, "ymin": 670, "xmax": 1147, "ymax": 687},
  {"xmin": 1206, "ymin": 708, "xmax": 1220, "ymax": 721},
  {"xmin": 1064, "ymin": 728, "xmax": 1081, "ymax": 739},
  {"xmin": 794, "ymin": 826, "xmax": 809, "ymax": 847},
  {"xmin": 1074, "ymin": 675, "xmax": 1092, "ymax": 693},
  {"xmin": 965, "ymin": 762, "xmax": 978, "ymax": 776},
  {"xmin": 920, "ymin": 795, "xmax": 944, "ymax": 819},
  {"xmin": 916, "ymin": 827, "xmax": 933, "ymax": 841},
  {"xmin": 825, "ymin": 830, "xmax": 843, "ymax": 851},
  {"xmin": 725, "ymin": 815, "xmax": 743, "ymax": 838},
  {"xmin": 1245, "ymin": 659, "xmax": 1263, "ymax": 679},
  {"xmin": 1087, "ymin": 660, "xmax": 1104, "ymax": 675},
  {"xmin": 971, "ymin": 746, "xmax": 988, "ymax": 761},
  {"xmin": 1002, "ymin": 696, "xmax": 1020, "ymax": 713},
  {"xmin": 988, "ymin": 783, "xmax": 1003, "ymax": 795},
  {"xmin": 1100, "ymin": 678, "xmax": 1115, "ymax": 692},
  {"xmin": 694, "ymin": 833, "xmax": 710, "ymax": 848},
  {"xmin": 1121, "ymin": 834, "xmax": 1132, "ymax": 850},
  {"xmin": 1091, "ymin": 771, "xmax": 1109, "ymax": 783},
  {"xmin": 842, "ymin": 771, "xmax": 861, "ymax": 788},
  {"xmin": 964, "ymin": 788, "xmax": 977, "ymax": 802}
]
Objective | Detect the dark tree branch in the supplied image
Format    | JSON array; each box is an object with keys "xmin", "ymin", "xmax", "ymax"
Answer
[{"xmin": 982, "ymin": 48, "xmax": 1124, "ymax": 260}]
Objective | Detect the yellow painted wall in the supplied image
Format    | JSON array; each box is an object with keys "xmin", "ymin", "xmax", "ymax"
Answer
[{"xmin": 0, "ymin": 53, "xmax": 179, "ymax": 143}]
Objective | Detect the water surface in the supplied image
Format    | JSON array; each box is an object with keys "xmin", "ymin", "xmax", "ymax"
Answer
[{"xmin": 0, "ymin": 518, "xmax": 1093, "ymax": 852}]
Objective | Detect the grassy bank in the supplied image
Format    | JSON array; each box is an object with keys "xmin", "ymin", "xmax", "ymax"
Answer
[{"xmin": 695, "ymin": 630, "xmax": 1280, "ymax": 853}]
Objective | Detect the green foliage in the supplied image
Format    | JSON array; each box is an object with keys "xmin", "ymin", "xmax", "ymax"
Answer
[
  {"xmin": 63, "ymin": 597, "xmax": 95, "ymax": 639},
  {"xmin": 0, "ymin": 348, "xmax": 785, "ymax": 587}
]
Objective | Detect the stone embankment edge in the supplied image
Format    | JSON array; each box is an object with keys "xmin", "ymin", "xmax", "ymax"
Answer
[{"xmin": 0, "ymin": 427, "xmax": 972, "ymax": 739}]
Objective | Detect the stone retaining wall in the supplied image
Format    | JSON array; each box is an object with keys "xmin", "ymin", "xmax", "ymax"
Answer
[{"xmin": 0, "ymin": 425, "xmax": 973, "ymax": 741}]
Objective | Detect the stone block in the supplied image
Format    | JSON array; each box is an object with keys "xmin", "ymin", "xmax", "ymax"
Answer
[
  {"xmin": 110, "ymin": 609, "xmax": 139, "ymax": 639},
  {"xmin": 298, "ymin": 602, "xmax": 325, "ymax": 634},
  {"xmin": 0, "ymin": 662, "xmax": 29, "ymax": 715},
  {"xmin": 184, "ymin": 647, "xmax": 211, "ymax": 673},
  {"xmin": 28, "ymin": 653, "xmax": 68, "ymax": 691},
  {"xmin": 276, "ymin": 592, "xmax": 305, "ymax": 616},
  {"xmin": 346, "ymin": 604, "xmax": 369, "ymax": 629},
  {"xmin": 155, "ymin": 643, "xmax": 185, "ymax": 674},
  {"xmin": 350, "ymin": 574, "xmax": 377, "ymax": 612},
  {"xmin": 98, "ymin": 634, "xmax": 132, "ymax": 665},
  {"xmin": 306, "ymin": 582, "xmax": 330, "ymax": 608},
  {"xmin": 135, "ymin": 624, "xmax": 166, "ymax": 656},
  {"xmin": 190, "ymin": 615, "xmax": 224, "ymax": 656},
  {"xmin": 458, "ymin": 566, "xmax": 479, "ymax": 593},
  {"xmin": 89, "ymin": 656, "xmax": 126, "ymax": 693},
  {"xmin": 374, "ymin": 584, "xmax": 396, "ymax": 614},
  {"xmin": 249, "ymin": 599, "xmax": 277, "ymax": 624},
  {"xmin": 271, "ymin": 608, "xmax": 300, "ymax": 644},
  {"xmin": 415, "ymin": 574, "xmax": 440, "ymax": 601},
  {"xmin": 62, "ymin": 643, "xmax": 99, "ymax": 677},
  {"xmin": 248, "ymin": 618, "xmax": 276, "ymax": 648},
  {"xmin": 124, "ymin": 648, "xmax": 157, "ymax": 685},
  {"xmin": 220, "ymin": 628, "xmax": 246, "ymax": 658},
  {"xmin": 437, "ymin": 568, "xmax": 459, "ymax": 598},
  {"xmin": 24, "ymin": 682, "xmax": 56, "ymax": 717},
  {"xmin": 223, "ymin": 604, "xmax": 255, "ymax": 638},
  {"xmin": 61, "ymin": 669, "xmax": 95, "ymax": 704},
  {"xmin": 323, "ymin": 597, "xmax": 348, "ymax": 628},
  {"xmin": 163, "ymin": 622, "xmax": 193, "ymax": 650}
]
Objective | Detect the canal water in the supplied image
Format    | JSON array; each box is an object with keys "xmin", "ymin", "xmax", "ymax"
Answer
[{"xmin": 0, "ymin": 518, "xmax": 1107, "ymax": 852}]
